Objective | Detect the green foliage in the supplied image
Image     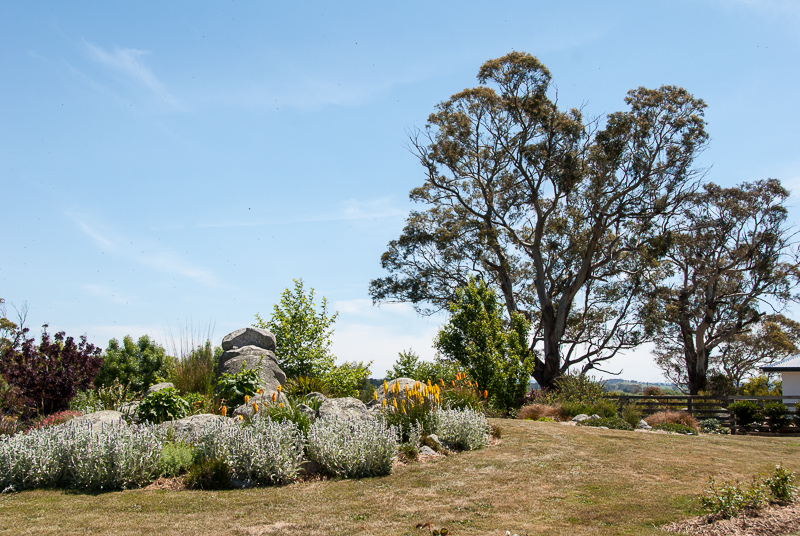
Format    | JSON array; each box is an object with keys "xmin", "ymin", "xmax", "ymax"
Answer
[
  {"xmin": 157, "ymin": 441, "xmax": 197, "ymax": 478},
  {"xmin": 181, "ymin": 391, "xmax": 209, "ymax": 415},
  {"xmin": 762, "ymin": 402, "xmax": 790, "ymax": 431},
  {"xmin": 95, "ymin": 335, "xmax": 169, "ymax": 394},
  {"xmin": 381, "ymin": 396, "xmax": 437, "ymax": 443},
  {"xmin": 284, "ymin": 375, "xmax": 330, "ymax": 397},
  {"xmin": 323, "ymin": 360, "xmax": 372, "ymax": 399},
  {"xmin": 651, "ymin": 423, "xmax": 698, "ymax": 435},
  {"xmin": 559, "ymin": 399, "xmax": 617, "ymax": 419},
  {"xmin": 254, "ymin": 279, "xmax": 337, "ymax": 379},
  {"xmin": 764, "ymin": 464, "xmax": 797, "ymax": 502},
  {"xmin": 546, "ymin": 373, "xmax": 607, "ymax": 404},
  {"xmin": 702, "ymin": 477, "xmax": 768, "ymax": 518},
  {"xmin": 216, "ymin": 363, "xmax": 260, "ymax": 411},
  {"xmin": 398, "ymin": 442, "xmax": 419, "ymax": 461},
  {"xmin": 441, "ymin": 386, "xmax": 484, "ymax": 412},
  {"xmin": 306, "ymin": 418, "xmax": 399, "ymax": 478},
  {"xmin": 261, "ymin": 396, "xmax": 313, "ymax": 436},
  {"xmin": 577, "ymin": 416, "xmax": 633, "ymax": 431},
  {"xmin": 434, "ymin": 278, "xmax": 533, "ymax": 411},
  {"xmin": 433, "ymin": 407, "xmax": 489, "ymax": 451},
  {"xmin": 186, "ymin": 457, "xmax": 233, "ymax": 490},
  {"xmin": 621, "ymin": 403, "xmax": 644, "ymax": 428},
  {"xmin": 700, "ymin": 418, "xmax": 731, "ymax": 435},
  {"xmin": 739, "ymin": 375, "xmax": 781, "ymax": 396},
  {"xmin": 168, "ymin": 341, "xmax": 221, "ymax": 397},
  {"xmin": 387, "ymin": 350, "xmax": 460, "ymax": 384},
  {"xmin": 136, "ymin": 388, "xmax": 189, "ymax": 424},
  {"xmin": 728, "ymin": 400, "xmax": 763, "ymax": 427}
]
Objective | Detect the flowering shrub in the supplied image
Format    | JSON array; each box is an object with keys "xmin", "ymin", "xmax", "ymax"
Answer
[
  {"xmin": 25, "ymin": 410, "xmax": 82, "ymax": 432},
  {"xmin": 433, "ymin": 408, "xmax": 488, "ymax": 451},
  {"xmin": 0, "ymin": 421, "xmax": 162, "ymax": 492},
  {"xmin": 193, "ymin": 415, "xmax": 304, "ymax": 486},
  {"xmin": 306, "ymin": 417, "xmax": 399, "ymax": 478}
]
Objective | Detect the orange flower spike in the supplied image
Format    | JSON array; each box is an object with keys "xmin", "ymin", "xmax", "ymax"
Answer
[
  {"xmin": 256, "ymin": 388, "xmax": 263, "ymax": 394},
  {"xmin": 279, "ymin": 403, "xmax": 284, "ymax": 408},
  {"xmin": 244, "ymin": 395, "xmax": 250, "ymax": 405},
  {"xmin": 221, "ymin": 406, "xmax": 227, "ymax": 417},
  {"xmin": 253, "ymin": 402, "xmax": 258, "ymax": 413},
  {"xmin": 237, "ymin": 415, "xmax": 243, "ymax": 421},
  {"xmin": 440, "ymin": 378, "xmax": 445, "ymax": 387},
  {"xmin": 484, "ymin": 390, "xmax": 489, "ymax": 399},
  {"xmin": 451, "ymin": 380, "xmax": 456, "ymax": 387},
  {"xmin": 272, "ymin": 392, "xmax": 277, "ymax": 402},
  {"xmin": 277, "ymin": 385, "xmax": 282, "ymax": 394}
]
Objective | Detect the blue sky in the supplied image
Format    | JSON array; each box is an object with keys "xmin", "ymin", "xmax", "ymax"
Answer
[{"xmin": 2, "ymin": 1, "xmax": 799, "ymax": 382}]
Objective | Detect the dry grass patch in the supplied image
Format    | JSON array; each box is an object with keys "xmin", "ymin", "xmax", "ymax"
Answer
[
  {"xmin": 646, "ymin": 410, "xmax": 701, "ymax": 432},
  {"xmin": 517, "ymin": 403, "xmax": 564, "ymax": 421},
  {"xmin": 0, "ymin": 420, "xmax": 798, "ymax": 535}
]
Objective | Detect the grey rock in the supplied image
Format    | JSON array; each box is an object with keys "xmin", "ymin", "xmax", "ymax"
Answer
[
  {"xmin": 597, "ymin": 426, "xmax": 609, "ymax": 430},
  {"xmin": 423, "ymin": 434, "xmax": 443, "ymax": 452},
  {"xmin": 221, "ymin": 327, "xmax": 276, "ymax": 352},
  {"xmin": 637, "ymin": 419, "xmax": 652, "ymax": 430},
  {"xmin": 419, "ymin": 446, "xmax": 438, "ymax": 456},
  {"xmin": 297, "ymin": 403, "xmax": 316, "ymax": 420},
  {"xmin": 159, "ymin": 413, "xmax": 237, "ymax": 438},
  {"xmin": 572, "ymin": 414, "xmax": 591, "ymax": 422},
  {"xmin": 376, "ymin": 377, "xmax": 420, "ymax": 403},
  {"xmin": 318, "ymin": 397, "xmax": 374, "ymax": 421},
  {"xmin": 217, "ymin": 345, "xmax": 286, "ymax": 393},
  {"xmin": 589, "ymin": 414, "xmax": 601, "ymax": 420},
  {"xmin": 305, "ymin": 392, "xmax": 328, "ymax": 405},
  {"xmin": 117, "ymin": 401, "xmax": 141, "ymax": 422},
  {"xmin": 65, "ymin": 410, "xmax": 125, "ymax": 429},
  {"xmin": 145, "ymin": 382, "xmax": 175, "ymax": 396}
]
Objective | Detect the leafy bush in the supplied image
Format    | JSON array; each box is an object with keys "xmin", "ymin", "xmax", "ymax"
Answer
[
  {"xmin": 261, "ymin": 396, "xmax": 313, "ymax": 436},
  {"xmin": 441, "ymin": 385, "xmax": 485, "ymax": 412},
  {"xmin": 94, "ymin": 335, "xmax": 169, "ymax": 394},
  {"xmin": 0, "ymin": 415, "xmax": 19, "ymax": 437},
  {"xmin": 764, "ymin": 464, "xmax": 797, "ymax": 502},
  {"xmin": 216, "ymin": 364, "xmax": 261, "ymax": 411},
  {"xmin": 306, "ymin": 417, "xmax": 399, "ymax": 478},
  {"xmin": 433, "ymin": 407, "xmax": 488, "ymax": 451},
  {"xmin": 186, "ymin": 457, "xmax": 232, "ymax": 490},
  {"xmin": 560, "ymin": 399, "xmax": 617, "ymax": 420},
  {"xmin": 728, "ymin": 400, "xmax": 763, "ymax": 427},
  {"xmin": 0, "ymin": 421, "xmax": 162, "ymax": 492},
  {"xmin": 621, "ymin": 403, "xmax": 644, "ymax": 428},
  {"xmin": 323, "ymin": 361, "xmax": 372, "ymax": 399},
  {"xmin": 645, "ymin": 411, "xmax": 699, "ymax": 432},
  {"xmin": 701, "ymin": 477, "xmax": 768, "ymax": 518},
  {"xmin": 157, "ymin": 441, "xmax": 197, "ymax": 478},
  {"xmin": 434, "ymin": 278, "xmax": 534, "ymax": 412},
  {"xmin": 762, "ymin": 402, "xmax": 790, "ymax": 431},
  {"xmin": 193, "ymin": 415, "xmax": 304, "ymax": 486},
  {"xmin": 545, "ymin": 373, "xmax": 607, "ymax": 404},
  {"xmin": 577, "ymin": 416, "xmax": 633, "ymax": 431},
  {"xmin": 517, "ymin": 404, "xmax": 563, "ymax": 421},
  {"xmin": 0, "ymin": 325, "xmax": 102, "ymax": 416},
  {"xmin": 700, "ymin": 418, "xmax": 730, "ymax": 435},
  {"xmin": 387, "ymin": 349, "xmax": 461, "ymax": 384},
  {"xmin": 651, "ymin": 423, "xmax": 698, "ymax": 435},
  {"xmin": 284, "ymin": 375, "xmax": 330, "ymax": 398},
  {"xmin": 254, "ymin": 279, "xmax": 337, "ymax": 379},
  {"xmin": 136, "ymin": 388, "xmax": 190, "ymax": 424}
]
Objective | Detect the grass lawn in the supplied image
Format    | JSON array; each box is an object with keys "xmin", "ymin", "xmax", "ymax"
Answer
[{"xmin": 1, "ymin": 419, "xmax": 798, "ymax": 536}]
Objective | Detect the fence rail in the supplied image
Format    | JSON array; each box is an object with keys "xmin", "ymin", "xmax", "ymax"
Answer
[{"xmin": 603, "ymin": 395, "xmax": 800, "ymax": 433}]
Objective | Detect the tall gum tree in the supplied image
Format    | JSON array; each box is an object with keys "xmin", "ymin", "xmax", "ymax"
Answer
[
  {"xmin": 653, "ymin": 179, "xmax": 800, "ymax": 394},
  {"xmin": 370, "ymin": 52, "xmax": 709, "ymax": 389}
]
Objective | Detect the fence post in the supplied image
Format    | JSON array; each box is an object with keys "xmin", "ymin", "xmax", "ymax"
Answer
[{"xmin": 687, "ymin": 397, "xmax": 693, "ymax": 417}]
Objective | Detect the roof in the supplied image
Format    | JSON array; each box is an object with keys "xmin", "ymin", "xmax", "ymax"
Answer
[{"xmin": 761, "ymin": 354, "xmax": 800, "ymax": 372}]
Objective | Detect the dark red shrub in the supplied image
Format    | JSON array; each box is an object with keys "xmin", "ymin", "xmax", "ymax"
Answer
[{"xmin": 0, "ymin": 325, "xmax": 103, "ymax": 416}]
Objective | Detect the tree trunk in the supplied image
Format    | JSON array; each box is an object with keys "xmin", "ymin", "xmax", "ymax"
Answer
[
  {"xmin": 532, "ymin": 306, "xmax": 563, "ymax": 389},
  {"xmin": 684, "ymin": 346, "xmax": 708, "ymax": 395}
]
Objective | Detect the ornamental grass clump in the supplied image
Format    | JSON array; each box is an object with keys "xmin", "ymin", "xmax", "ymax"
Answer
[
  {"xmin": 433, "ymin": 407, "xmax": 488, "ymax": 451},
  {"xmin": 193, "ymin": 415, "xmax": 304, "ymax": 486},
  {"xmin": 0, "ymin": 421, "xmax": 162, "ymax": 492},
  {"xmin": 306, "ymin": 417, "xmax": 399, "ymax": 478}
]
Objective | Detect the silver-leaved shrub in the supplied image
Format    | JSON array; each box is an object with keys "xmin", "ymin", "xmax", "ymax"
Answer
[
  {"xmin": 306, "ymin": 417, "xmax": 398, "ymax": 478},
  {"xmin": 433, "ymin": 407, "xmax": 488, "ymax": 451},
  {"xmin": 192, "ymin": 415, "xmax": 304, "ymax": 486},
  {"xmin": 0, "ymin": 421, "xmax": 162, "ymax": 492}
]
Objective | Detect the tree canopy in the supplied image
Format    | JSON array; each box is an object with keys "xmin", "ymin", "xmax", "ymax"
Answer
[{"xmin": 370, "ymin": 51, "xmax": 709, "ymax": 388}]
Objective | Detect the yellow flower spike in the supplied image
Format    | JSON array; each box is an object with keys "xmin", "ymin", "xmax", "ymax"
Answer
[
  {"xmin": 272, "ymin": 392, "xmax": 277, "ymax": 402},
  {"xmin": 277, "ymin": 385, "xmax": 282, "ymax": 394},
  {"xmin": 279, "ymin": 403, "xmax": 283, "ymax": 408},
  {"xmin": 484, "ymin": 389, "xmax": 489, "ymax": 399},
  {"xmin": 237, "ymin": 415, "xmax": 243, "ymax": 421},
  {"xmin": 373, "ymin": 390, "xmax": 378, "ymax": 400},
  {"xmin": 383, "ymin": 380, "xmax": 388, "ymax": 393},
  {"xmin": 253, "ymin": 402, "xmax": 258, "ymax": 413},
  {"xmin": 382, "ymin": 399, "xmax": 387, "ymax": 407},
  {"xmin": 393, "ymin": 399, "xmax": 398, "ymax": 409},
  {"xmin": 257, "ymin": 389, "xmax": 263, "ymax": 394},
  {"xmin": 221, "ymin": 406, "xmax": 227, "ymax": 417},
  {"xmin": 244, "ymin": 395, "xmax": 250, "ymax": 405},
  {"xmin": 401, "ymin": 405, "xmax": 406, "ymax": 414}
]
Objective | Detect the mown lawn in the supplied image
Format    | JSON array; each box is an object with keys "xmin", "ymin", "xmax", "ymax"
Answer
[{"xmin": 1, "ymin": 419, "xmax": 798, "ymax": 536}]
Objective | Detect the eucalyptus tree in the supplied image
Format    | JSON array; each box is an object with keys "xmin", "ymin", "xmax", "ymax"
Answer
[
  {"xmin": 652, "ymin": 179, "xmax": 800, "ymax": 394},
  {"xmin": 371, "ymin": 52, "xmax": 709, "ymax": 388}
]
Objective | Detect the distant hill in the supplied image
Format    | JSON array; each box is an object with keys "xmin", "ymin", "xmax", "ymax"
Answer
[{"xmin": 602, "ymin": 378, "xmax": 681, "ymax": 394}]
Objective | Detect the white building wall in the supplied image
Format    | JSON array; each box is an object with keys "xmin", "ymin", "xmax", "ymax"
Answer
[{"xmin": 782, "ymin": 371, "xmax": 800, "ymax": 408}]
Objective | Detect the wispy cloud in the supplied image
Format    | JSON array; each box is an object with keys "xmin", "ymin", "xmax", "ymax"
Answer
[
  {"xmin": 70, "ymin": 214, "xmax": 225, "ymax": 288},
  {"xmin": 83, "ymin": 40, "xmax": 179, "ymax": 107},
  {"xmin": 197, "ymin": 197, "xmax": 407, "ymax": 229}
]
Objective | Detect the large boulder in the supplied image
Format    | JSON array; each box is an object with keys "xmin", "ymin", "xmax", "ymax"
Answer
[
  {"xmin": 376, "ymin": 377, "xmax": 419, "ymax": 403},
  {"xmin": 217, "ymin": 335, "xmax": 286, "ymax": 396},
  {"xmin": 159, "ymin": 413, "xmax": 238, "ymax": 438},
  {"xmin": 317, "ymin": 397, "xmax": 375, "ymax": 422},
  {"xmin": 64, "ymin": 410, "xmax": 125, "ymax": 429},
  {"xmin": 221, "ymin": 327, "xmax": 276, "ymax": 353},
  {"xmin": 145, "ymin": 382, "xmax": 175, "ymax": 397}
]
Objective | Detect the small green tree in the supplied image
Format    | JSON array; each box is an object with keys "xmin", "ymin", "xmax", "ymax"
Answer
[
  {"xmin": 254, "ymin": 279, "xmax": 338, "ymax": 379},
  {"xmin": 435, "ymin": 278, "xmax": 533, "ymax": 411},
  {"xmin": 323, "ymin": 361, "xmax": 372, "ymax": 399},
  {"xmin": 94, "ymin": 335, "xmax": 170, "ymax": 393},
  {"xmin": 387, "ymin": 349, "xmax": 460, "ymax": 383}
]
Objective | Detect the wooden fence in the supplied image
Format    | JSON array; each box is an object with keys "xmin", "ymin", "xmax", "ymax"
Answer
[{"xmin": 603, "ymin": 395, "xmax": 800, "ymax": 434}]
